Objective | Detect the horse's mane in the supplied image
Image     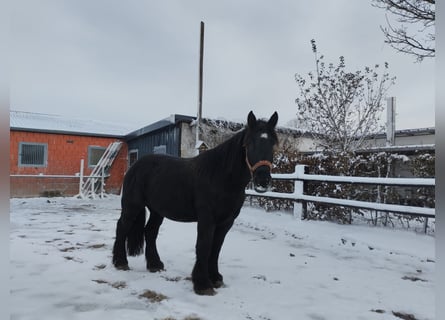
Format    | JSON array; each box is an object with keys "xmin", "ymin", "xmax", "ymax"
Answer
[{"xmin": 194, "ymin": 129, "xmax": 247, "ymax": 182}]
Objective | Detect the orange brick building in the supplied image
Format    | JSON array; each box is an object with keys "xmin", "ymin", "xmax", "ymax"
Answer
[{"xmin": 10, "ymin": 111, "xmax": 132, "ymax": 197}]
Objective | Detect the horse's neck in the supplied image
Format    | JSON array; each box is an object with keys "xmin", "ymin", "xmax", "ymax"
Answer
[
  {"xmin": 216, "ymin": 132, "xmax": 251, "ymax": 185},
  {"xmin": 197, "ymin": 131, "xmax": 251, "ymax": 186}
]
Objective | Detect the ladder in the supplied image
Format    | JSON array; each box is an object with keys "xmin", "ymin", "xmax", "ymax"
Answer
[{"xmin": 79, "ymin": 141, "xmax": 123, "ymax": 199}]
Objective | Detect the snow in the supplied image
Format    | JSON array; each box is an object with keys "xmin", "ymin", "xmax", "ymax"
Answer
[
  {"xmin": 10, "ymin": 196, "xmax": 435, "ymax": 320},
  {"xmin": 268, "ymin": 168, "xmax": 435, "ymax": 187},
  {"xmin": 10, "ymin": 110, "xmax": 137, "ymax": 136}
]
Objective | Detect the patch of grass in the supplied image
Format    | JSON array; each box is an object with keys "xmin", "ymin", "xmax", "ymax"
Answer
[{"xmin": 139, "ymin": 290, "xmax": 168, "ymax": 303}]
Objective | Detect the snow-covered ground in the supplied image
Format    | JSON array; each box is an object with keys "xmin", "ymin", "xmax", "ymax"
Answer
[{"xmin": 10, "ymin": 196, "xmax": 435, "ymax": 320}]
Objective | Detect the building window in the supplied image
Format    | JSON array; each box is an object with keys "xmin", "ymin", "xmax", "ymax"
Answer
[
  {"xmin": 153, "ymin": 145, "xmax": 167, "ymax": 154},
  {"xmin": 18, "ymin": 142, "xmax": 48, "ymax": 167},
  {"xmin": 88, "ymin": 146, "xmax": 106, "ymax": 167},
  {"xmin": 128, "ymin": 149, "xmax": 138, "ymax": 167}
]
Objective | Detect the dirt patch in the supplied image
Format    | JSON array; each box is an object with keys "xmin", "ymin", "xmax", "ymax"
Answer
[
  {"xmin": 370, "ymin": 309, "xmax": 385, "ymax": 314},
  {"xmin": 92, "ymin": 279, "xmax": 108, "ymax": 285},
  {"xmin": 401, "ymin": 275, "xmax": 427, "ymax": 282},
  {"xmin": 161, "ymin": 275, "xmax": 182, "ymax": 282},
  {"xmin": 92, "ymin": 279, "xmax": 127, "ymax": 289},
  {"xmin": 139, "ymin": 290, "xmax": 168, "ymax": 303},
  {"xmin": 111, "ymin": 281, "xmax": 127, "ymax": 289},
  {"xmin": 371, "ymin": 309, "xmax": 420, "ymax": 320},
  {"xmin": 87, "ymin": 244, "xmax": 106, "ymax": 249},
  {"xmin": 159, "ymin": 317, "xmax": 203, "ymax": 320},
  {"xmin": 392, "ymin": 311, "xmax": 418, "ymax": 320}
]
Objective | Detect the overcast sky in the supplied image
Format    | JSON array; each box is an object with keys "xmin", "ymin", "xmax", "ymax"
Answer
[{"xmin": 10, "ymin": 0, "xmax": 434, "ymax": 130}]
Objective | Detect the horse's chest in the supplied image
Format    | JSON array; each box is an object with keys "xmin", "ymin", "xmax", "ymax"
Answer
[{"xmin": 212, "ymin": 191, "xmax": 244, "ymax": 216}]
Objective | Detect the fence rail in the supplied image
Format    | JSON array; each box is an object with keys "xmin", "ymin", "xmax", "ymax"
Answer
[
  {"xmin": 10, "ymin": 159, "xmax": 110, "ymax": 199},
  {"xmin": 246, "ymin": 165, "xmax": 435, "ymax": 221}
]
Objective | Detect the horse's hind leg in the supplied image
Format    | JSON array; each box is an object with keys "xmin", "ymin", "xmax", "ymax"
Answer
[
  {"xmin": 145, "ymin": 210, "xmax": 165, "ymax": 272},
  {"xmin": 112, "ymin": 204, "xmax": 146, "ymax": 270},
  {"xmin": 112, "ymin": 215, "xmax": 131, "ymax": 270}
]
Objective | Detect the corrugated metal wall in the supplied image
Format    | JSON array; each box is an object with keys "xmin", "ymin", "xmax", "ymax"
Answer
[{"xmin": 126, "ymin": 125, "xmax": 180, "ymax": 159}]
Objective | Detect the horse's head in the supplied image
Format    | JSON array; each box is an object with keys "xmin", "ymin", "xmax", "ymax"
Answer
[{"xmin": 244, "ymin": 111, "xmax": 279, "ymax": 193}]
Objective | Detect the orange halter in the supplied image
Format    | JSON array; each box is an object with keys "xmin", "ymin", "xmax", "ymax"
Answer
[{"xmin": 245, "ymin": 151, "xmax": 272, "ymax": 177}]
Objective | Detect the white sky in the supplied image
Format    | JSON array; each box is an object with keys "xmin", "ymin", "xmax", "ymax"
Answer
[{"xmin": 10, "ymin": 0, "xmax": 435, "ymax": 130}]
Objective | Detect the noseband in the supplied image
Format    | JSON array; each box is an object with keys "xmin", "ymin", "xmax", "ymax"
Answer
[{"xmin": 244, "ymin": 150, "xmax": 272, "ymax": 177}]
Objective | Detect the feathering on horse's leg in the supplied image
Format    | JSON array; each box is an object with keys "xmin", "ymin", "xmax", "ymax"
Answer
[
  {"xmin": 209, "ymin": 219, "xmax": 234, "ymax": 288},
  {"xmin": 145, "ymin": 210, "xmax": 165, "ymax": 272},
  {"xmin": 112, "ymin": 205, "xmax": 146, "ymax": 270},
  {"xmin": 192, "ymin": 220, "xmax": 216, "ymax": 295},
  {"xmin": 112, "ymin": 216, "xmax": 130, "ymax": 270}
]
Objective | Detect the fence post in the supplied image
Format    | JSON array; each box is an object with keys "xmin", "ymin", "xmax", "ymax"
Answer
[
  {"xmin": 78, "ymin": 159, "xmax": 84, "ymax": 199},
  {"xmin": 100, "ymin": 166, "xmax": 105, "ymax": 198},
  {"xmin": 293, "ymin": 165, "xmax": 306, "ymax": 219},
  {"xmin": 91, "ymin": 178, "xmax": 96, "ymax": 199}
]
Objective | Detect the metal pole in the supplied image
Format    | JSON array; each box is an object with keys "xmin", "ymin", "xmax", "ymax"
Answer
[
  {"xmin": 386, "ymin": 97, "xmax": 396, "ymax": 146},
  {"xmin": 196, "ymin": 21, "xmax": 205, "ymax": 154}
]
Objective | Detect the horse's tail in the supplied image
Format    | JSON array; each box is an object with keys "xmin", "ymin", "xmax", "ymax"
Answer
[{"xmin": 126, "ymin": 207, "xmax": 146, "ymax": 256}]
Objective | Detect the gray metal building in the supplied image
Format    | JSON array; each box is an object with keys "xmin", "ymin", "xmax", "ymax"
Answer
[{"xmin": 124, "ymin": 115, "xmax": 195, "ymax": 166}]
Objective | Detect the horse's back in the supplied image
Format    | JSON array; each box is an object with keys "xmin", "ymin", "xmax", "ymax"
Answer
[{"xmin": 122, "ymin": 154, "xmax": 197, "ymax": 221}]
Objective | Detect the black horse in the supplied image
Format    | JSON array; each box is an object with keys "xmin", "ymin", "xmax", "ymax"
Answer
[{"xmin": 112, "ymin": 111, "xmax": 278, "ymax": 295}]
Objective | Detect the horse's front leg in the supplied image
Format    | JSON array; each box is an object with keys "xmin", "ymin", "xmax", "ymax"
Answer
[
  {"xmin": 192, "ymin": 220, "xmax": 216, "ymax": 296},
  {"xmin": 209, "ymin": 219, "xmax": 234, "ymax": 288}
]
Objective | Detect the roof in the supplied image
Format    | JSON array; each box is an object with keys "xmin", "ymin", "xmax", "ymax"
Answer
[
  {"xmin": 356, "ymin": 144, "xmax": 435, "ymax": 153},
  {"xmin": 370, "ymin": 127, "xmax": 435, "ymax": 139},
  {"xmin": 125, "ymin": 114, "xmax": 195, "ymax": 140},
  {"xmin": 10, "ymin": 110, "xmax": 137, "ymax": 137}
]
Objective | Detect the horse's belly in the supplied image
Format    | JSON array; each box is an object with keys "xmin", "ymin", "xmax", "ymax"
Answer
[
  {"xmin": 148, "ymin": 199, "xmax": 197, "ymax": 222},
  {"xmin": 168, "ymin": 214, "xmax": 198, "ymax": 223}
]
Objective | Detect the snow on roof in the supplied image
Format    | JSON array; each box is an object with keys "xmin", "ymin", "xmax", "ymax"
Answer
[{"xmin": 10, "ymin": 110, "xmax": 138, "ymax": 137}]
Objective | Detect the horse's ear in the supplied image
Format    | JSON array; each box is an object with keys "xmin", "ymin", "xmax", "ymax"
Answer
[
  {"xmin": 268, "ymin": 111, "xmax": 278, "ymax": 128},
  {"xmin": 247, "ymin": 111, "xmax": 257, "ymax": 128}
]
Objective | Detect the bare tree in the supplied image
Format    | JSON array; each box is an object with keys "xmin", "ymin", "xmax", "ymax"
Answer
[
  {"xmin": 295, "ymin": 40, "xmax": 395, "ymax": 153},
  {"xmin": 372, "ymin": 0, "xmax": 435, "ymax": 62}
]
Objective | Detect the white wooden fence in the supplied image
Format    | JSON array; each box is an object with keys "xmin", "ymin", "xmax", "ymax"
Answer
[
  {"xmin": 246, "ymin": 165, "xmax": 435, "ymax": 222},
  {"xmin": 11, "ymin": 159, "xmax": 109, "ymax": 199}
]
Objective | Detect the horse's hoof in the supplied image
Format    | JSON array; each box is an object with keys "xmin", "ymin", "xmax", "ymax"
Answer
[
  {"xmin": 147, "ymin": 261, "xmax": 164, "ymax": 272},
  {"xmin": 212, "ymin": 280, "xmax": 225, "ymax": 288},
  {"xmin": 148, "ymin": 266, "xmax": 165, "ymax": 273},
  {"xmin": 194, "ymin": 287, "xmax": 217, "ymax": 296},
  {"xmin": 115, "ymin": 264, "xmax": 130, "ymax": 271}
]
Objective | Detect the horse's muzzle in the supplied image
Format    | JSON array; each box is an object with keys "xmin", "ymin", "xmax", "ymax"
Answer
[{"xmin": 253, "ymin": 168, "xmax": 272, "ymax": 193}]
